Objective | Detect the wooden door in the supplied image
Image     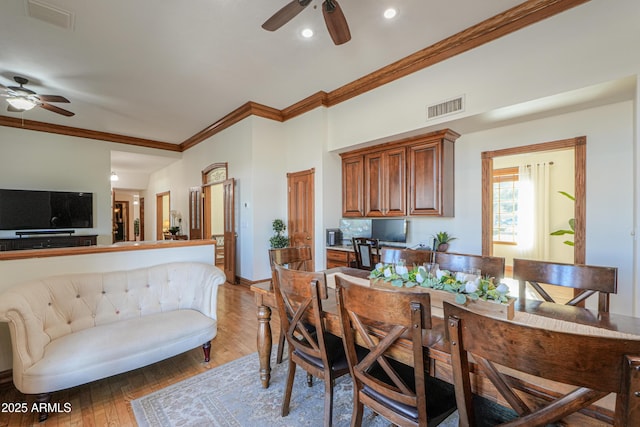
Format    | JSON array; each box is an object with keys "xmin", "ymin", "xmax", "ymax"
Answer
[
  {"xmin": 223, "ymin": 178, "xmax": 236, "ymax": 283},
  {"xmin": 342, "ymin": 155, "xmax": 364, "ymax": 217},
  {"xmin": 188, "ymin": 187, "xmax": 202, "ymax": 240},
  {"xmin": 139, "ymin": 197, "xmax": 145, "ymax": 240},
  {"xmin": 288, "ymin": 169, "xmax": 314, "ymax": 271}
]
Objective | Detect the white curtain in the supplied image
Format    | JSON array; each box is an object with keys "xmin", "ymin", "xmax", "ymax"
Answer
[{"xmin": 517, "ymin": 162, "xmax": 550, "ymax": 260}]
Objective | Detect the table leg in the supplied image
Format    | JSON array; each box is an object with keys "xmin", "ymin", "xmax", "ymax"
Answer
[{"xmin": 257, "ymin": 304, "xmax": 273, "ymax": 388}]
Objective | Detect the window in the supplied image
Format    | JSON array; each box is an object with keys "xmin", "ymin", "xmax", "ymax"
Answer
[{"xmin": 493, "ymin": 167, "xmax": 519, "ymax": 244}]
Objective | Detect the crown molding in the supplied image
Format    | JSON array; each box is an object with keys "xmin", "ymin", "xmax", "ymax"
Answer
[
  {"xmin": 0, "ymin": 0, "xmax": 590, "ymax": 152},
  {"xmin": 0, "ymin": 115, "xmax": 180, "ymax": 151}
]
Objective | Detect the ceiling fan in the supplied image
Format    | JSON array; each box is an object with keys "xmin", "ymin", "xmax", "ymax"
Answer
[
  {"xmin": 262, "ymin": 0, "xmax": 351, "ymax": 45},
  {"xmin": 0, "ymin": 76, "xmax": 74, "ymax": 117}
]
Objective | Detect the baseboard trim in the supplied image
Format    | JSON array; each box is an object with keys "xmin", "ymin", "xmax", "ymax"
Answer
[{"xmin": 236, "ymin": 276, "xmax": 270, "ymax": 289}]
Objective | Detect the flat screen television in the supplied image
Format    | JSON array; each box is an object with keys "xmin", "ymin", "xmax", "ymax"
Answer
[
  {"xmin": 371, "ymin": 218, "xmax": 407, "ymax": 243},
  {"xmin": 0, "ymin": 189, "xmax": 93, "ymax": 230}
]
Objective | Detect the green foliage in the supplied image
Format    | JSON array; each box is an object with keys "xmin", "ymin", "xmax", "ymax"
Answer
[
  {"xmin": 369, "ymin": 264, "xmax": 511, "ymax": 304},
  {"xmin": 269, "ymin": 219, "xmax": 290, "ymax": 248},
  {"xmin": 550, "ymin": 191, "xmax": 575, "ymax": 246},
  {"xmin": 133, "ymin": 218, "xmax": 140, "ymax": 236},
  {"xmin": 432, "ymin": 231, "xmax": 456, "ymax": 244}
]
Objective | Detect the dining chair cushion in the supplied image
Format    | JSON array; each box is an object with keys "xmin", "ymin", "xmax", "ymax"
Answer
[{"xmin": 293, "ymin": 331, "xmax": 349, "ymax": 372}]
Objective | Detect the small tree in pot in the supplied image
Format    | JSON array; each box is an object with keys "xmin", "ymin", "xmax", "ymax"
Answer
[{"xmin": 269, "ymin": 219, "xmax": 290, "ymax": 248}]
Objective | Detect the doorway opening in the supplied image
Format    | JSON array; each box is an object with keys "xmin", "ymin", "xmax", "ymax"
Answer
[
  {"xmin": 482, "ymin": 136, "xmax": 586, "ymax": 301},
  {"xmin": 156, "ymin": 191, "xmax": 170, "ymax": 240},
  {"xmin": 113, "ymin": 201, "xmax": 129, "ymax": 242}
]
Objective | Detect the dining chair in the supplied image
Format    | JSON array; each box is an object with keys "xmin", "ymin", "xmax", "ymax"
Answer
[
  {"xmin": 352, "ymin": 237, "xmax": 379, "ymax": 270},
  {"xmin": 269, "ymin": 246, "xmax": 313, "ymax": 363},
  {"xmin": 512, "ymin": 258, "xmax": 617, "ymax": 312},
  {"xmin": 335, "ymin": 274, "xmax": 457, "ymax": 427},
  {"xmin": 379, "ymin": 247, "xmax": 434, "ymax": 267},
  {"xmin": 444, "ymin": 301, "xmax": 640, "ymax": 426},
  {"xmin": 273, "ymin": 264, "xmax": 350, "ymax": 427},
  {"xmin": 435, "ymin": 252, "xmax": 506, "ymax": 281}
]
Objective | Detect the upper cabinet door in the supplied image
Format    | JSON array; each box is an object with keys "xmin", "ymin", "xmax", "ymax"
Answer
[
  {"xmin": 342, "ymin": 155, "xmax": 364, "ymax": 217},
  {"xmin": 408, "ymin": 139, "xmax": 454, "ymax": 216},
  {"xmin": 364, "ymin": 148, "xmax": 406, "ymax": 217}
]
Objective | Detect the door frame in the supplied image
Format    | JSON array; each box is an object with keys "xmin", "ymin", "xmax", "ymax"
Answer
[
  {"xmin": 156, "ymin": 191, "xmax": 170, "ymax": 240},
  {"xmin": 481, "ymin": 136, "xmax": 586, "ymax": 264}
]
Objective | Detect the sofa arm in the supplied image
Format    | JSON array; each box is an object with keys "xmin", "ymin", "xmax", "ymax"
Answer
[{"xmin": 0, "ymin": 293, "xmax": 49, "ymax": 372}]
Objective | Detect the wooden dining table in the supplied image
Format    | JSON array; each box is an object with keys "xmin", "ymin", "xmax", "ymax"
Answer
[{"xmin": 250, "ymin": 266, "xmax": 640, "ymax": 424}]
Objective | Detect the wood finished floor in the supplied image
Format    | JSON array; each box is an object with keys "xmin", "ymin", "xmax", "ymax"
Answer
[{"xmin": 0, "ymin": 282, "xmax": 277, "ymax": 427}]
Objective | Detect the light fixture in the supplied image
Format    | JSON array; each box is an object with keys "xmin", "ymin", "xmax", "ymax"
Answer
[
  {"xmin": 6, "ymin": 97, "xmax": 37, "ymax": 111},
  {"xmin": 301, "ymin": 28, "xmax": 313, "ymax": 38},
  {"xmin": 110, "ymin": 172, "xmax": 119, "ymax": 182},
  {"xmin": 383, "ymin": 8, "xmax": 397, "ymax": 19}
]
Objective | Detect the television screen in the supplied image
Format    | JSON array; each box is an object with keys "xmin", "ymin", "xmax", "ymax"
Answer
[
  {"xmin": 371, "ymin": 218, "xmax": 407, "ymax": 243},
  {"xmin": 0, "ymin": 189, "xmax": 93, "ymax": 230}
]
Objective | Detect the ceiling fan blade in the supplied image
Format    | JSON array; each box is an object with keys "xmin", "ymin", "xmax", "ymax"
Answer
[
  {"xmin": 8, "ymin": 86, "xmax": 36, "ymax": 95},
  {"xmin": 322, "ymin": 0, "xmax": 351, "ymax": 45},
  {"xmin": 262, "ymin": 0, "xmax": 311, "ymax": 31},
  {"xmin": 40, "ymin": 102, "xmax": 75, "ymax": 117},
  {"xmin": 38, "ymin": 94, "xmax": 70, "ymax": 103}
]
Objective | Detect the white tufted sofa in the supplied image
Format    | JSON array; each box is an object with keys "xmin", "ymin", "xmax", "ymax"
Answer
[{"xmin": 0, "ymin": 261, "xmax": 225, "ymax": 420}]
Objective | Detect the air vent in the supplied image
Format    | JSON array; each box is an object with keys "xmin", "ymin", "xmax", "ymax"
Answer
[
  {"xmin": 426, "ymin": 95, "xmax": 465, "ymax": 121},
  {"xmin": 26, "ymin": 0, "xmax": 74, "ymax": 30}
]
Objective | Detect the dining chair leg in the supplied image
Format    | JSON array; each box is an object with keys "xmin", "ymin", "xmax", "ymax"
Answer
[
  {"xmin": 307, "ymin": 373, "xmax": 313, "ymax": 387},
  {"xmin": 276, "ymin": 328, "xmax": 286, "ymax": 363},
  {"xmin": 351, "ymin": 390, "xmax": 363, "ymax": 427},
  {"xmin": 324, "ymin": 376, "xmax": 334, "ymax": 427},
  {"xmin": 282, "ymin": 357, "xmax": 296, "ymax": 417}
]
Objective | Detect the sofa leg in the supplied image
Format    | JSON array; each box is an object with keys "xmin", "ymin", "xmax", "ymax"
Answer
[
  {"xmin": 35, "ymin": 392, "xmax": 51, "ymax": 422},
  {"xmin": 202, "ymin": 341, "xmax": 211, "ymax": 362}
]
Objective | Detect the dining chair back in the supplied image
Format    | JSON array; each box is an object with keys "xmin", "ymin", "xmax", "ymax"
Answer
[
  {"xmin": 269, "ymin": 246, "xmax": 313, "ymax": 363},
  {"xmin": 435, "ymin": 252, "xmax": 506, "ymax": 281},
  {"xmin": 269, "ymin": 246, "xmax": 313, "ymax": 271},
  {"xmin": 444, "ymin": 301, "xmax": 640, "ymax": 426},
  {"xmin": 335, "ymin": 274, "xmax": 456, "ymax": 427},
  {"xmin": 379, "ymin": 247, "xmax": 435, "ymax": 267},
  {"xmin": 513, "ymin": 258, "xmax": 617, "ymax": 312},
  {"xmin": 273, "ymin": 264, "xmax": 350, "ymax": 427},
  {"xmin": 352, "ymin": 237, "xmax": 379, "ymax": 270}
]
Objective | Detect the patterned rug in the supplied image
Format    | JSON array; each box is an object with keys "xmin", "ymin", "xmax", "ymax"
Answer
[{"xmin": 132, "ymin": 352, "xmax": 460, "ymax": 426}]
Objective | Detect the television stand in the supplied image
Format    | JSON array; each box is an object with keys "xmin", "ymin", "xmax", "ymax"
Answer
[
  {"xmin": 0, "ymin": 233, "xmax": 96, "ymax": 251},
  {"xmin": 16, "ymin": 230, "xmax": 75, "ymax": 237}
]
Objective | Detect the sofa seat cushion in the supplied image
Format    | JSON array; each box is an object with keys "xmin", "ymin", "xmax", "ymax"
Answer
[{"xmin": 20, "ymin": 309, "xmax": 215, "ymax": 394}]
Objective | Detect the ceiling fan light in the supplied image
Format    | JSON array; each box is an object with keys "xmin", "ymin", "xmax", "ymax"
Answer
[{"xmin": 7, "ymin": 97, "xmax": 37, "ymax": 111}]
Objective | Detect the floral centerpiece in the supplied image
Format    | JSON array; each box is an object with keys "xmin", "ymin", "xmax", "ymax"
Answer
[{"xmin": 369, "ymin": 263, "xmax": 511, "ymax": 305}]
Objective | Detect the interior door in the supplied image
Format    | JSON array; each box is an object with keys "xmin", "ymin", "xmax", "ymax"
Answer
[
  {"xmin": 223, "ymin": 178, "xmax": 236, "ymax": 284},
  {"xmin": 189, "ymin": 186, "xmax": 202, "ymax": 240},
  {"xmin": 287, "ymin": 168, "xmax": 315, "ymax": 271}
]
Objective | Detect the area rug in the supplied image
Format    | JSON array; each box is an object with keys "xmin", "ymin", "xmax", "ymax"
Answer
[{"xmin": 132, "ymin": 352, "xmax": 460, "ymax": 426}]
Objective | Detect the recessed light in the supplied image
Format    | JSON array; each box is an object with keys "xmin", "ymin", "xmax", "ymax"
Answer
[
  {"xmin": 383, "ymin": 8, "xmax": 397, "ymax": 19},
  {"xmin": 301, "ymin": 28, "xmax": 314, "ymax": 38}
]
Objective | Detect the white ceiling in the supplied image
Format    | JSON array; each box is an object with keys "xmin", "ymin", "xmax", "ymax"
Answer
[{"xmin": 0, "ymin": 0, "xmax": 524, "ymax": 145}]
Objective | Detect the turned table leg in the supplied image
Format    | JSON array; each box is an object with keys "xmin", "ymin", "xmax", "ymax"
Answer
[{"xmin": 257, "ymin": 304, "xmax": 273, "ymax": 388}]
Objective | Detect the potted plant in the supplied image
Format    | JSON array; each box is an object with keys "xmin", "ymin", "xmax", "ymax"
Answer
[
  {"xmin": 133, "ymin": 218, "xmax": 140, "ymax": 240},
  {"xmin": 269, "ymin": 219, "xmax": 290, "ymax": 248},
  {"xmin": 550, "ymin": 191, "xmax": 575, "ymax": 246},
  {"xmin": 432, "ymin": 231, "xmax": 456, "ymax": 252},
  {"xmin": 169, "ymin": 226, "xmax": 180, "ymax": 235}
]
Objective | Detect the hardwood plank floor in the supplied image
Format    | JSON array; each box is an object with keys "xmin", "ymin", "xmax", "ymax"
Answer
[{"xmin": 0, "ymin": 283, "xmax": 278, "ymax": 427}]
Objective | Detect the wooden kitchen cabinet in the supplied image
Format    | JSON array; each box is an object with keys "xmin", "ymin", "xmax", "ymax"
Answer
[
  {"xmin": 364, "ymin": 147, "xmax": 406, "ymax": 217},
  {"xmin": 342, "ymin": 155, "xmax": 364, "ymax": 217},
  {"xmin": 326, "ymin": 248, "xmax": 354, "ymax": 268},
  {"xmin": 340, "ymin": 128, "xmax": 459, "ymax": 217}
]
